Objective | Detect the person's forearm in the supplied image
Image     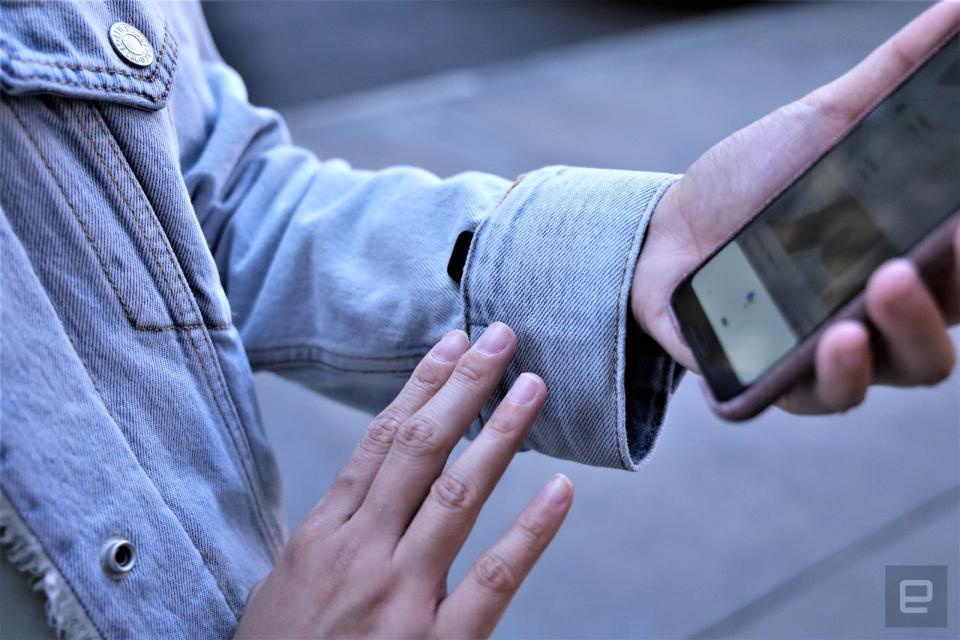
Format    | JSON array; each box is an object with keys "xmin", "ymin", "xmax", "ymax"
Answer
[{"xmin": 184, "ymin": 54, "xmax": 688, "ymax": 469}]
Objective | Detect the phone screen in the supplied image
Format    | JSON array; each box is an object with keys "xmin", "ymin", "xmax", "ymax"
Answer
[{"xmin": 673, "ymin": 33, "xmax": 960, "ymax": 401}]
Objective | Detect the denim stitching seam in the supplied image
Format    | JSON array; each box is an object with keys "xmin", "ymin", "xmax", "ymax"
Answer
[
  {"xmin": 8, "ymin": 22, "xmax": 171, "ymax": 81},
  {"xmin": 70, "ymin": 101, "xmax": 200, "ymax": 330},
  {"xmin": 0, "ymin": 242, "xmax": 238, "ymax": 627},
  {"xmin": 614, "ymin": 175, "xmax": 680, "ymax": 470},
  {"xmin": 7, "ymin": 96, "xmax": 282, "ymax": 580},
  {"xmin": 247, "ymin": 345, "xmax": 426, "ymax": 374},
  {"xmin": 91, "ymin": 106, "xmax": 285, "ymax": 561},
  {"xmin": 1, "ymin": 97, "xmax": 145, "ymax": 328},
  {"xmin": 1, "ymin": 22, "xmax": 179, "ymax": 104},
  {"xmin": 613, "ymin": 214, "xmax": 650, "ymax": 469},
  {"xmin": 87, "ymin": 103, "xmax": 232, "ymax": 331},
  {"xmin": 245, "ymin": 344, "xmax": 436, "ymax": 362}
]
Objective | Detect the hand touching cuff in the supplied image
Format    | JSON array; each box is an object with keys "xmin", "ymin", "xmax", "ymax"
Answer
[{"xmin": 235, "ymin": 324, "xmax": 572, "ymax": 639}]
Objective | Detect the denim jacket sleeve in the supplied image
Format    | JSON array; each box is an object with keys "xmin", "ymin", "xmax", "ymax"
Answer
[{"xmin": 174, "ymin": 19, "xmax": 683, "ymax": 471}]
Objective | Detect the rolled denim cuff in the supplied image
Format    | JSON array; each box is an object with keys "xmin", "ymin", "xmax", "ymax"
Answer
[{"xmin": 461, "ymin": 167, "xmax": 683, "ymax": 470}]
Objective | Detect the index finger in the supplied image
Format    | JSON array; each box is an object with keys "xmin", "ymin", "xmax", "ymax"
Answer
[{"xmin": 313, "ymin": 330, "xmax": 470, "ymax": 523}]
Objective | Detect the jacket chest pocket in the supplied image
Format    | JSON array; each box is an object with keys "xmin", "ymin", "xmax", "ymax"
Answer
[
  {"xmin": 0, "ymin": 3, "xmax": 232, "ymax": 331},
  {"xmin": 1, "ymin": 95, "xmax": 229, "ymax": 331}
]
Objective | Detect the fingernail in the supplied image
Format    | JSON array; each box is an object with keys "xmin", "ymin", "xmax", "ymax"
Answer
[
  {"xmin": 539, "ymin": 474, "xmax": 571, "ymax": 507},
  {"xmin": 475, "ymin": 323, "xmax": 511, "ymax": 355},
  {"xmin": 506, "ymin": 373, "xmax": 540, "ymax": 404},
  {"xmin": 431, "ymin": 330, "xmax": 468, "ymax": 363}
]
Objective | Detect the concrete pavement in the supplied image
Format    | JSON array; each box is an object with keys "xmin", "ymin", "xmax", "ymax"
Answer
[
  {"xmin": 267, "ymin": 2, "xmax": 959, "ymax": 638},
  {"xmin": 1, "ymin": 3, "xmax": 955, "ymax": 639}
]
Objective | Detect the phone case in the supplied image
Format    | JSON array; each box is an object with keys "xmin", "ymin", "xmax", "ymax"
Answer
[{"xmin": 668, "ymin": 28, "xmax": 960, "ymax": 422}]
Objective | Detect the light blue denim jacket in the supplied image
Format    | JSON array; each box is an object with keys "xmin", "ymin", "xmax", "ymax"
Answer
[{"xmin": 0, "ymin": 1, "xmax": 682, "ymax": 637}]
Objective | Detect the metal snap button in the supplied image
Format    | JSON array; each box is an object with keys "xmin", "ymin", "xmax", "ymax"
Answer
[
  {"xmin": 109, "ymin": 22, "xmax": 154, "ymax": 68},
  {"xmin": 100, "ymin": 537, "xmax": 137, "ymax": 579}
]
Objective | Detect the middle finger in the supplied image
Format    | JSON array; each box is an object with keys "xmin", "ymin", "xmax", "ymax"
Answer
[
  {"xmin": 867, "ymin": 259, "xmax": 956, "ymax": 385},
  {"xmin": 355, "ymin": 322, "xmax": 517, "ymax": 539},
  {"xmin": 396, "ymin": 373, "xmax": 546, "ymax": 573}
]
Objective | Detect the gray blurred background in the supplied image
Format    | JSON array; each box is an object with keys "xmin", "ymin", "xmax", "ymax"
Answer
[{"xmin": 3, "ymin": 1, "xmax": 958, "ymax": 639}]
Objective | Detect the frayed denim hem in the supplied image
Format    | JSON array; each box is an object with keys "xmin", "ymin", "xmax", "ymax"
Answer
[{"xmin": 0, "ymin": 492, "xmax": 100, "ymax": 640}]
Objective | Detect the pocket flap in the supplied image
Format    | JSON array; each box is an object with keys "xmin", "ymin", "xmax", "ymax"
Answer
[{"xmin": 0, "ymin": 1, "xmax": 178, "ymax": 111}]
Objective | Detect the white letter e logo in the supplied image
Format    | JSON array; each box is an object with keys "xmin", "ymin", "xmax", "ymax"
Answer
[{"xmin": 899, "ymin": 579, "xmax": 933, "ymax": 614}]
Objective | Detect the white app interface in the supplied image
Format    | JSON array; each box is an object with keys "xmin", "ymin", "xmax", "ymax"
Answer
[
  {"xmin": 692, "ymin": 36, "xmax": 959, "ymax": 387},
  {"xmin": 692, "ymin": 242, "xmax": 798, "ymax": 385}
]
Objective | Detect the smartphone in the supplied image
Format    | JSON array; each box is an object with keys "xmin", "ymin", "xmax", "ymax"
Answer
[{"xmin": 670, "ymin": 31, "xmax": 960, "ymax": 421}]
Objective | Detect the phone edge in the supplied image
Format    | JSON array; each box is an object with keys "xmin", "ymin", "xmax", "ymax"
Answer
[{"xmin": 667, "ymin": 27, "xmax": 960, "ymax": 421}]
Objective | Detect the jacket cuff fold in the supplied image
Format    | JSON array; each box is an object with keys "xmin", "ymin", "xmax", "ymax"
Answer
[{"xmin": 461, "ymin": 166, "xmax": 683, "ymax": 470}]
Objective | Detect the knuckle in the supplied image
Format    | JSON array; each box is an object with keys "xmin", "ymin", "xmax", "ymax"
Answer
[
  {"xmin": 283, "ymin": 528, "xmax": 319, "ymax": 567},
  {"xmin": 797, "ymin": 89, "xmax": 823, "ymax": 114},
  {"xmin": 362, "ymin": 412, "xmax": 402, "ymax": 453},
  {"xmin": 886, "ymin": 37, "xmax": 916, "ymax": 77},
  {"xmin": 326, "ymin": 535, "xmax": 362, "ymax": 586},
  {"xmin": 431, "ymin": 471, "xmax": 476, "ymax": 514},
  {"xmin": 411, "ymin": 359, "xmax": 447, "ymax": 393},
  {"xmin": 330, "ymin": 468, "xmax": 360, "ymax": 495},
  {"xmin": 799, "ymin": 88, "xmax": 853, "ymax": 127},
  {"xmin": 473, "ymin": 551, "xmax": 518, "ymax": 595},
  {"xmin": 485, "ymin": 412, "xmax": 521, "ymax": 438},
  {"xmin": 286, "ymin": 529, "xmax": 362, "ymax": 591},
  {"xmin": 514, "ymin": 512, "xmax": 550, "ymax": 549},
  {"xmin": 396, "ymin": 415, "xmax": 441, "ymax": 456},
  {"xmin": 452, "ymin": 356, "xmax": 487, "ymax": 387}
]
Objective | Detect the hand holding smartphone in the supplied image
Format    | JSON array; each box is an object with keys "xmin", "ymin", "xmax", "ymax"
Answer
[
  {"xmin": 671, "ymin": 29, "xmax": 960, "ymax": 420},
  {"xmin": 631, "ymin": 4, "xmax": 960, "ymax": 420}
]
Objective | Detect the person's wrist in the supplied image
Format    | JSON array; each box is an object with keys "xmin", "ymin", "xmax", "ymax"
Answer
[{"xmin": 630, "ymin": 182, "xmax": 681, "ymax": 339}]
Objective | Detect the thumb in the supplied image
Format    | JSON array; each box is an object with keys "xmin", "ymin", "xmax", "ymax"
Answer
[{"xmin": 803, "ymin": 2, "xmax": 958, "ymax": 123}]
